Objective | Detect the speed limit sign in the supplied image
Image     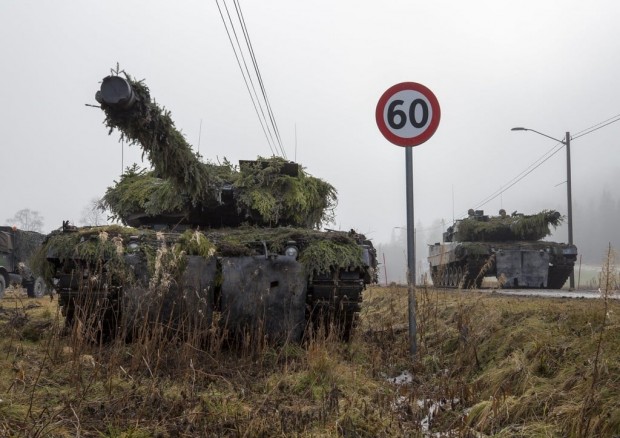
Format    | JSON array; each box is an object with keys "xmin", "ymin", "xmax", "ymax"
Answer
[{"xmin": 375, "ymin": 82, "xmax": 440, "ymax": 147}]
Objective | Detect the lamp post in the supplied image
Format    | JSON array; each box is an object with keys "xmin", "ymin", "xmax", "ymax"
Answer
[{"xmin": 510, "ymin": 127, "xmax": 574, "ymax": 289}]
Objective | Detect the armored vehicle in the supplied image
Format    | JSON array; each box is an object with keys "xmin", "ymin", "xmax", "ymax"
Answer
[
  {"xmin": 37, "ymin": 72, "xmax": 376, "ymax": 342},
  {"xmin": 428, "ymin": 209, "xmax": 577, "ymax": 289},
  {"xmin": 0, "ymin": 226, "xmax": 47, "ymax": 298}
]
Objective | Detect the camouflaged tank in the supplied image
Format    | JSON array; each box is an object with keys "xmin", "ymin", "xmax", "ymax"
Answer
[
  {"xmin": 428, "ymin": 209, "xmax": 577, "ymax": 289},
  {"xmin": 39, "ymin": 72, "xmax": 376, "ymax": 342}
]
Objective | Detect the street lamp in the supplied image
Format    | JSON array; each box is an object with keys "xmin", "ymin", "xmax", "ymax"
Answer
[{"xmin": 511, "ymin": 127, "xmax": 574, "ymax": 289}]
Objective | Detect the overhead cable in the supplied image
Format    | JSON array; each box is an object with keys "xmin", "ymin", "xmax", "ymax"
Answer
[
  {"xmin": 215, "ymin": 0, "xmax": 277, "ymax": 157},
  {"xmin": 216, "ymin": 0, "xmax": 286, "ymax": 158},
  {"xmin": 572, "ymin": 115, "xmax": 620, "ymax": 140},
  {"xmin": 457, "ymin": 110, "xmax": 620, "ymax": 220},
  {"xmin": 234, "ymin": 0, "xmax": 287, "ymax": 158}
]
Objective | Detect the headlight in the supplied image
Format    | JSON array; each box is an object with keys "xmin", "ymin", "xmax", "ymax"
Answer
[
  {"xmin": 127, "ymin": 236, "xmax": 140, "ymax": 253},
  {"xmin": 284, "ymin": 242, "xmax": 299, "ymax": 259}
]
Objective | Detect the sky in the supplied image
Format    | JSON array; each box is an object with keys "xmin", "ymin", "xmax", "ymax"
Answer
[{"xmin": 1, "ymin": 1, "xmax": 619, "ymax": 263}]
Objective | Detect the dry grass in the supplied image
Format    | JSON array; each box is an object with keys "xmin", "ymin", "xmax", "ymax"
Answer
[{"xmin": 1, "ymin": 279, "xmax": 620, "ymax": 437}]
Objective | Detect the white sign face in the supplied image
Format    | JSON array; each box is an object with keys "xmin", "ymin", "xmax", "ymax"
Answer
[
  {"xmin": 383, "ymin": 89, "xmax": 434, "ymax": 138},
  {"xmin": 375, "ymin": 82, "xmax": 441, "ymax": 147}
]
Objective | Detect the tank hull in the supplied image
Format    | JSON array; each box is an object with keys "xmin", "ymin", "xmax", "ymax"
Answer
[
  {"xmin": 44, "ymin": 226, "xmax": 375, "ymax": 342},
  {"xmin": 428, "ymin": 241, "xmax": 577, "ymax": 289}
]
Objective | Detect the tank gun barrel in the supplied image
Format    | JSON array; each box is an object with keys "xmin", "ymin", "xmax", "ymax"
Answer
[{"xmin": 96, "ymin": 74, "xmax": 214, "ymax": 205}]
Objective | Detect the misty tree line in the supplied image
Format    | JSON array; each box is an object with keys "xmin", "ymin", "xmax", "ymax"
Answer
[
  {"xmin": 376, "ymin": 219, "xmax": 445, "ymax": 285},
  {"xmin": 573, "ymin": 188, "xmax": 620, "ymax": 265},
  {"xmin": 376, "ymin": 190, "xmax": 620, "ymax": 285}
]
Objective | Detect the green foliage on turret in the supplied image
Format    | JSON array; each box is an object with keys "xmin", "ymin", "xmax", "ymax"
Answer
[
  {"xmin": 234, "ymin": 158, "xmax": 336, "ymax": 229},
  {"xmin": 455, "ymin": 210, "xmax": 563, "ymax": 242},
  {"xmin": 97, "ymin": 72, "xmax": 336, "ymax": 229},
  {"xmin": 101, "ymin": 165, "xmax": 187, "ymax": 221}
]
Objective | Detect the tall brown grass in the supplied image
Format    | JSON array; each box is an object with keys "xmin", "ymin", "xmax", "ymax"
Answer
[{"xmin": 1, "ymin": 249, "xmax": 620, "ymax": 436}]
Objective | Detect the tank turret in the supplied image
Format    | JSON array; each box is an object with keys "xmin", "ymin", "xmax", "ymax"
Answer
[
  {"xmin": 429, "ymin": 209, "xmax": 577, "ymax": 289},
  {"xmin": 445, "ymin": 209, "xmax": 563, "ymax": 242},
  {"xmin": 36, "ymin": 71, "xmax": 376, "ymax": 342},
  {"xmin": 95, "ymin": 74, "xmax": 335, "ymax": 230}
]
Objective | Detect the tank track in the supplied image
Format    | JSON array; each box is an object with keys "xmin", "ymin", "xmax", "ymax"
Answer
[
  {"xmin": 431, "ymin": 259, "xmax": 487, "ymax": 289},
  {"xmin": 55, "ymin": 263, "xmax": 367, "ymax": 342},
  {"xmin": 306, "ymin": 269, "xmax": 365, "ymax": 340}
]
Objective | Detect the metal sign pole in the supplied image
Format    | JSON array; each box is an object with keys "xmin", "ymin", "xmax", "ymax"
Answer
[
  {"xmin": 376, "ymin": 81, "xmax": 440, "ymax": 359},
  {"xmin": 405, "ymin": 147, "xmax": 417, "ymax": 356}
]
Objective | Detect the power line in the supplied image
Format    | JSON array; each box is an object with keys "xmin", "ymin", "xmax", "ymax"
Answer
[
  {"xmin": 471, "ymin": 144, "xmax": 564, "ymax": 212},
  {"xmin": 224, "ymin": 0, "xmax": 279, "ymax": 154},
  {"xmin": 572, "ymin": 112, "xmax": 620, "ymax": 138},
  {"xmin": 234, "ymin": 0, "xmax": 286, "ymax": 158},
  {"xmin": 216, "ymin": 0, "xmax": 286, "ymax": 158},
  {"xmin": 453, "ymin": 111, "xmax": 620, "ymax": 222},
  {"xmin": 215, "ymin": 0, "xmax": 277, "ymax": 157},
  {"xmin": 459, "ymin": 142, "xmax": 564, "ymax": 218},
  {"xmin": 572, "ymin": 115, "xmax": 620, "ymax": 140}
]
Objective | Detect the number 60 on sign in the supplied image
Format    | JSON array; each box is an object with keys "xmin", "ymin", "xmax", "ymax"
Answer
[{"xmin": 375, "ymin": 82, "xmax": 441, "ymax": 147}]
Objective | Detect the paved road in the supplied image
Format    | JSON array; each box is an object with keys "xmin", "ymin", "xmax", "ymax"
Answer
[{"xmin": 479, "ymin": 288, "xmax": 619, "ymax": 299}]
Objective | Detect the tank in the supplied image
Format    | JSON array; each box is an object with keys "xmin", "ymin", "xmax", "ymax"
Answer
[
  {"xmin": 37, "ymin": 72, "xmax": 376, "ymax": 342},
  {"xmin": 428, "ymin": 209, "xmax": 577, "ymax": 289}
]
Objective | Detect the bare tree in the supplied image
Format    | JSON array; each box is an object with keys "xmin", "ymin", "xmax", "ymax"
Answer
[
  {"xmin": 6, "ymin": 209, "xmax": 44, "ymax": 232},
  {"xmin": 79, "ymin": 198, "xmax": 109, "ymax": 226}
]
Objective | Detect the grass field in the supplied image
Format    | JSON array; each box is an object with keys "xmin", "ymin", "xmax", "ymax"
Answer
[{"xmin": 1, "ymin": 278, "xmax": 619, "ymax": 437}]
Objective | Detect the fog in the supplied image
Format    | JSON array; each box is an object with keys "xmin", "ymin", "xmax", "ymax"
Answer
[{"xmin": 1, "ymin": 1, "xmax": 618, "ymax": 275}]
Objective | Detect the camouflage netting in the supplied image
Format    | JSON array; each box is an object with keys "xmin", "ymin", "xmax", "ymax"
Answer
[
  {"xmin": 455, "ymin": 210, "xmax": 563, "ymax": 242},
  {"xmin": 98, "ymin": 71, "xmax": 336, "ymax": 229},
  {"xmin": 35, "ymin": 225, "xmax": 366, "ymax": 282}
]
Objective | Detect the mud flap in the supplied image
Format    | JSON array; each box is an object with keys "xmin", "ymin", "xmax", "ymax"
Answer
[
  {"xmin": 220, "ymin": 256, "xmax": 307, "ymax": 343},
  {"xmin": 496, "ymin": 249, "xmax": 549, "ymax": 288}
]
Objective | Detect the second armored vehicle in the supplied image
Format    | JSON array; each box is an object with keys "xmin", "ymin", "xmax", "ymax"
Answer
[
  {"xmin": 428, "ymin": 209, "xmax": 577, "ymax": 289},
  {"xmin": 0, "ymin": 226, "xmax": 47, "ymax": 298}
]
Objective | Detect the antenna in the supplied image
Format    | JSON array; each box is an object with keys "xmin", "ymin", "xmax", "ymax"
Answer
[
  {"xmin": 121, "ymin": 138, "xmax": 124, "ymax": 175},
  {"xmin": 294, "ymin": 123, "xmax": 297, "ymax": 162},
  {"xmin": 198, "ymin": 119, "xmax": 203, "ymax": 156},
  {"xmin": 451, "ymin": 185, "xmax": 454, "ymax": 223}
]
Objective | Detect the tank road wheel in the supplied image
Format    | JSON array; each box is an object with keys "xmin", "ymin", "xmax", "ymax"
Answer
[
  {"xmin": 456, "ymin": 266, "xmax": 464, "ymax": 288},
  {"xmin": 431, "ymin": 267, "xmax": 439, "ymax": 287},
  {"xmin": 461, "ymin": 272, "xmax": 472, "ymax": 289},
  {"xmin": 0, "ymin": 276, "xmax": 5, "ymax": 299},
  {"xmin": 463, "ymin": 262, "xmax": 484, "ymax": 290},
  {"xmin": 451, "ymin": 267, "xmax": 460, "ymax": 287}
]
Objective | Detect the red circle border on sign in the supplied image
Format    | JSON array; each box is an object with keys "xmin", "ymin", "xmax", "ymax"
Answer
[{"xmin": 375, "ymin": 82, "xmax": 441, "ymax": 147}]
